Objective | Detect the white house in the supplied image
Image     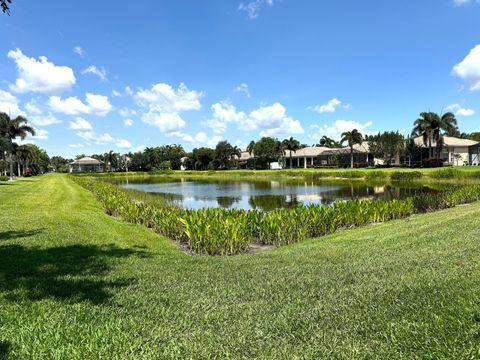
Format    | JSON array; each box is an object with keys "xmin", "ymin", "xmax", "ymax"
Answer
[
  {"xmin": 69, "ymin": 157, "xmax": 104, "ymax": 173},
  {"xmin": 413, "ymin": 136, "xmax": 480, "ymax": 166}
]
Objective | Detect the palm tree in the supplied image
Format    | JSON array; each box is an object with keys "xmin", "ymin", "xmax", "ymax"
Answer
[
  {"xmin": 319, "ymin": 136, "xmax": 339, "ymax": 148},
  {"xmin": 0, "ymin": 112, "xmax": 35, "ymax": 180},
  {"xmin": 341, "ymin": 129, "xmax": 363, "ymax": 168},
  {"xmin": 246, "ymin": 140, "xmax": 256, "ymax": 169},
  {"xmin": 412, "ymin": 112, "xmax": 457, "ymax": 160},
  {"xmin": 281, "ymin": 137, "xmax": 300, "ymax": 169},
  {"xmin": 231, "ymin": 145, "xmax": 242, "ymax": 168},
  {"xmin": 103, "ymin": 150, "xmax": 117, "ymax": 172}
]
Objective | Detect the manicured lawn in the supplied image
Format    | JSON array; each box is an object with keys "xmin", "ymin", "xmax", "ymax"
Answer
[{"xmin": 1, "ymin": 174, "xmax": 480, "ymax": 358}]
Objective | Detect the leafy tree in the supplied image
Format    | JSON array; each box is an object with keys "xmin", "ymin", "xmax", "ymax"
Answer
[
  {"xmin": 412, "ymin": 112, "xmax": 457, "ymax": 160},
  {"xmin": 50, "ymin": 156, "xmax": 71, "ymax": 173},
  {"xmin": 369, "ymin": 131, "xmax": 405, "ymax": 166},
  {"xmin": 0, "ymin": 112, "xmax": 35, "ymax": 180},
  {"xmin": 190, "ymin": 147, "xmax": 215, "ymax": 170},
  {"xmin": 214, "ymin": 141, "xmax": 234, "ymax": 169},
  {"xmin": 253, "ymin": 137, "xmax": 281, "ymax": 169},
  {"xmin": 281, "ymin": 137, "xmax": 300, "ymax": 169},
  {"xmin": 341, "ymin": 129, "xmax": 363, "ymax": 168},
  {"xmin": 103, "ymin": 150, "xmax": 119, "ymax": 172},
  {"xmin": 318, "ymin": 136, "xmax": 341, "ymax": 148}
]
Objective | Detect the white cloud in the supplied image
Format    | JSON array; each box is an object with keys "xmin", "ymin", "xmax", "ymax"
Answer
[
  {"xmin": 8, "ymin": 49, "xmax": 76, "ymax": 94},
  {"xmin": 453, "ymin": 0, "xmax": 480, "ymax": 6},
  {"xmin": 453, "ymin": 44, "xmax": 480, "ymax": 91},
  {"xmin": 31, "ymin": 128, "xmax": 48, "ymax": 140},
  {"xmin": 76, "ymin": 131, "xmax": 115, "ymax": 145},
  {"xmin": 309, "ymin": 98, "xmax": 343, "ymax": 113},
  {"xmin": 49, "ymin": 93, "xmax": 113, "ymax": 116},
  {"xmin": 73, "ymin": 46, "xmax": 85, "ymax": 57},
  {"xmin": 204, "ymin": 101, "xmax": 247, "ymax": 134},
  {"xmin": 68, "ymin": 117, "xmax": 92, "ymax": 130},
  {"xmin": 112, "ymin": 90, "xmax": 122, "ymax": 97},
  {"xmin": 167, "ymin": 131, "xmax": 194, "ymax": 143},
  {"xmin": 124, "ymin": 118, "xmax": 134, "ymax": 126},
  {"xmin": 85, "ymin": 93, "xmax": 113, "ymax": 116},
  {"xmin": 25, "ymin": 99, "xmax": 43, "ymax": 115},
  {"xmin": 195, "ymin": 132, "xmax": 208, "ymax": 143},
  {"xmin": 238, "ymin": 0, "xmax": 274, "ymax": 19},
  {"xmin": 445, "ymin": 103, "xmax": 475, "ymax": 117},
  {"xmin": 13, "ymin": 138, "xmax": 35, "ymax": 146},
  {"xmin": 125, "ymin": 86, "xmax": 134, "ymax": 96},
  {"xmin": 68, "ymin": 143, "xmax": 84, "ymax": 148},
  {"xmin": 308, "ymin": 119, "xmax": 373, "ymax": 142},
  {"xmin": 234, "ymin": 83, "xmax": 251, "ymax": 98},
  {"xmin": 0, "ymin": 89, "xmax": 23, "ymax": 117},
  {"xmin": 30, "ymin": 113, "xmax": 62, "ymax": 126},
  {"xmin": 82, "ymin": 65, "xmax": 107, "ymax": 81},
  {"xmin": 142, "ymin": 111, "xmax": 186, "ymax": 133},
  {"xmin": 116, "ymin": 139, "xmax": 133, "ymax": 149},
  {"xmin": 207, "ymin": 135, "xmax": 223, "ymax": 148},
  {"xmin": 119, "ymin": 108, "xmax": 136, "ymax": 117},
  {"xmin": 248, "ymin": 102, "xmax": 304, "ymax": 137},
  {"xmin": 135, "ymin": 83, "xmax": 203, "ymax": 133}
]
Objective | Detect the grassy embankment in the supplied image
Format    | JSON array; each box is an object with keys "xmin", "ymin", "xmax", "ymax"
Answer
[{"xmin": 1, "ymin": 174, "xmax": 480, "ymax": 358}]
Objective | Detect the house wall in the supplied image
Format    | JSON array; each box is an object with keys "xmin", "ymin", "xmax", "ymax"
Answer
[{"xmin": 446, "ymin": 146, "xmax": 470, "ymax": 166}]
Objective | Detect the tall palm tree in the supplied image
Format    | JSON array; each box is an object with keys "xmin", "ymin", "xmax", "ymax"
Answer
[
  {"xmin": 103, "ymin": 150, "xmax": 117, "ymax": 172},
  {"xmin": 319, "ymin": 136, "xmax": 339, "ymax": 148},
  {"xmin": 231, "ymin": 145, "xmax": 242, "ymax": 168},
  {"xmin": 246, "ymin": 140, "xmax": 256, "ymax": 169},
  {"xmin": 281, "ymin": 137, "xmax": 300, "ymax": 169},
  {"xmin": 341, "ymin": 129, "xmax": 363, "ymax": 168},
  {"xmin": 0, "ymin": 112, "xmax": 35, "ymax": 180},
  {"xmin": 412, "ymin": 112, "xmax": 457, "ymax": 160},
  {"xmin": 16, "ymin": 144, "xmax": 36, "ymax": 176}
]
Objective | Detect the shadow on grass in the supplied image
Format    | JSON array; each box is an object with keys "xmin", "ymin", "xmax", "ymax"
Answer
[
  {"xmin": 0, "ymin": 244, "xmax": 149, "ymax": 305},
  {"xmin": 0, "ymin": 229, "xmax": 44, "ymax": 241},
  {"xmin": 0, "ymin": 340, "xmax": 11, "ymax": 359}
]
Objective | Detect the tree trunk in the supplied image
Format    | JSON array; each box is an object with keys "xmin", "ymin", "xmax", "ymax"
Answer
[
  {"xmin": 350, "ymin": 146, "xmax": 354, "ymax": 168},
  {"xmin": 17, "ymin": 162, "xmax": 21, "ymax": 177},
  {"xmin": 290, "ymin": 152, "xmax": 292, "ymax": 169},
  {"xmin": 9, "ymin": 152, "xmax": 14, "ymax": 180}
]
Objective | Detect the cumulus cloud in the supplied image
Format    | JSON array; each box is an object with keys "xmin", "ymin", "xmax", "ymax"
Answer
[
  {"xmin": 234, "ymin": 83, "xmax": 251, "ymax": 97},
  {"xmin": 48, "ymin": 93, "xmax": 113, "ymax": 116},
  {"xmin": 452, "ymin": 44, "xmax": 480, "ymax": 91},
  {"xmin": 248, "ymin": 102, "xmax": 304, "ymax": 137},
  {"xmin": 445, "ymin": 103, "xmax": 475, "ymax": 116},
  {"xmin": 0, "ymin": 89, "xmax": 23, "ymax": 117},
  {"xmin": 195, "ymin": 132, "xmax": 208, "ymax": 143},
  {"xmin": 119, "ymin": 108, "xmax": 136, "ymax": 117},
  {"xmin": 204, "ymin": 101, "xmax": 247, "ymax": 134},
  {"xmin": 124, "ymin": 118, "xmax": 134, "ymax": 126},
  {"xmin": 135, "ymin": 83, "xmax": 203, "ymax": 133},
  {"xmin": 81, "ymin": 65, "xmax": 107, "ymax": 81},
  {"xmin": 25, "ymin": 99, "xmax": 43, "ymax": 115},
  {"xmin": 116, "ymin": 139, "xmax": 133, "ymax": 149},
  {"xmin": 207, "ymin": 135, "xmax": 223, "ymax": 148},
  {"xmin": 308, "ymin": 119, "xmax": 373, "ymax": 142},
  {"xmin": 30, "ymin": 114, "xmax": 62, "ymax": 126},
  {"xmin": 8, "ymin": 49, "xmax": 76, "ymax": 94},
  {"xmin": 167, "ymin": 131, "xmax": 194, "ymax": 143},
  {"xmin": 68, "ymin": 143, "xmax": 84, "ymax": 148},
  {"xmin": 68, "ymin": 117, "xmax": 92, "ymax": 130},
  {"xmin": 238, "ymin": 0, "xmax": 274, "ymax": 19},
  {"xmin": 309, "ymin": 98, "xmax": 346, "ymax": 113}
]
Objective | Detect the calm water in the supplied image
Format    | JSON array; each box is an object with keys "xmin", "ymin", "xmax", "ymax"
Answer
[{"xmin": 115, "ymin": 178, "xmax": 435, "ymax": 211}]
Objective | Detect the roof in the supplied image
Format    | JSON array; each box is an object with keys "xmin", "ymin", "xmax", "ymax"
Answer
[
  {"xmin": 284, "ymin": 147, "xmax": 331, "ymax": 157},
  {"xmin": 71, "ymin": 157, "xmax": 104, "ymax": 165},
  {"xmin": 413, "ymin": 136, "xmax": 479, "ymax": 148},
  {"xmin": 238, "ymin": 151, "xmax": 254, "ymax": 161}
]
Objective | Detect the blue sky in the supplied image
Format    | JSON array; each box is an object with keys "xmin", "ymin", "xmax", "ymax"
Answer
[{"xmin": 1, "ymin": 0, "xmax": 480, "ymax": 157}]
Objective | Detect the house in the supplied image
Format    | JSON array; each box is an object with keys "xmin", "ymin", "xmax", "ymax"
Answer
[
  {"xmin": 69, "ymin": 157, "xmax": 104, "ymax": 173},
  {"xmin": 283, "ymin": 142, "xmax": 378, "ymax": 168},
  {"xmin": 413, "ymin": 136, "xmax": 480, "ymax": 166}
]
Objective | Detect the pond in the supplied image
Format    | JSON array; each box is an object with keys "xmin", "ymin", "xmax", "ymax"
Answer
[{"xmin": 114, "ymin": 178, "xmax": 437, "ymax": 211}]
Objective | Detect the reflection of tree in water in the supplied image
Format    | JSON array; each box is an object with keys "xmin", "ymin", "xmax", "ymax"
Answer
[
  {"xmin": 248, "ymin": 195, "xmax": 301, "ymax": 211},
  {"xmin": 217, "ymin": 196, "xmax": 241, "ymax": 208}
]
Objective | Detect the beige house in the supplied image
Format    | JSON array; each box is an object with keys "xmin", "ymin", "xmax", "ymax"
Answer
[
  {"xmin": 413, "ymin": 136, "xmax": 480, "ymax": 166},
  {"xmin": 69, "ymin": 157, "xmax": 104, "ymax": 173}
]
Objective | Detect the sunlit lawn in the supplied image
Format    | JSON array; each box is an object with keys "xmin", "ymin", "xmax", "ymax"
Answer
[{"xmin": 1, "ymin": 174, "xmax": 479, "ymax": 358}]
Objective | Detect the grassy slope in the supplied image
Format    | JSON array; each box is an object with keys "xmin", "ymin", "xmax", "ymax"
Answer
[{"xmin": 1, "ymin": 175, "xmax": 480, "ymax": 359}]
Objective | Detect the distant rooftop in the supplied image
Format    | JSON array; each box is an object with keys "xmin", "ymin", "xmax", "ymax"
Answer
[{"xmin": 71, "ymin": 157, "xmax": 104, "ymax": 165}]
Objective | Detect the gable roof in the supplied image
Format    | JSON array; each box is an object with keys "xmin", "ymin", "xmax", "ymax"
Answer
[{"xmin": 71, "ymin": 157, "xmax": 104, "ymax": 165}]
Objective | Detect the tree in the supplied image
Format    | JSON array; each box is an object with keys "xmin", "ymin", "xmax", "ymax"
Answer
[
  {"xmin": 191, "ymin": 147, "xmax": 215, "ymax": 170},
  {"xmin": 281, "ymin": 137, "xmax": 300, "ymax": 169},
  {"xmin": 341, "ymin": 129, "xmax": 363, "ymax": 168},
  {"xmin": 214, "ymin": 141, "xmax": 234, "ymax": 169},
  {"xmin": 318, "ymin": 136, "xmax": 341, "ymax": 148},
  {"xmin": 369, "ymin": 131, "xmax": 405, "ymax": 166},
  {"xmin": 1, "ymin": 0, "xmax": 11, "ymax": 15},
  {"xmin": 0, "ymin": 112, "xmax": 35, "ymax": 180},
  {"xmin": 50, "ymin": 156, "xmax": 71, "ymax": 173},
  {"xmin": 253, "ymin": 137, "xmax": 281, "ymax": 169},
  {"xmin": 412, "ymin": 112, "xmax": 458, "ymax": 160}
]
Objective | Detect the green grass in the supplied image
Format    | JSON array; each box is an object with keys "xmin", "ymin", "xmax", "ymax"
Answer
[{"xmin": 1, "ymin": 174, "xmax": 480, "ymax": 358}]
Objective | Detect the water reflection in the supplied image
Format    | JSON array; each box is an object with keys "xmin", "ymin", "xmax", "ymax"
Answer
[{"xmin": 114, "ymin": 177, "xmax": 436, "ymax": 211}]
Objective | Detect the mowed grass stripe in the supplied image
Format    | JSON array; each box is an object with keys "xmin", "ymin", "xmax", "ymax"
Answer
[{"xmin": 0, "ymin": 174, "xmax": 479, "ymax": 359}]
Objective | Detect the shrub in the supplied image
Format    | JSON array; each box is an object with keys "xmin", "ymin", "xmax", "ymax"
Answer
[{"xmin": 0, "ymin": 175, "xmax": 8, "ymax": 182}]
